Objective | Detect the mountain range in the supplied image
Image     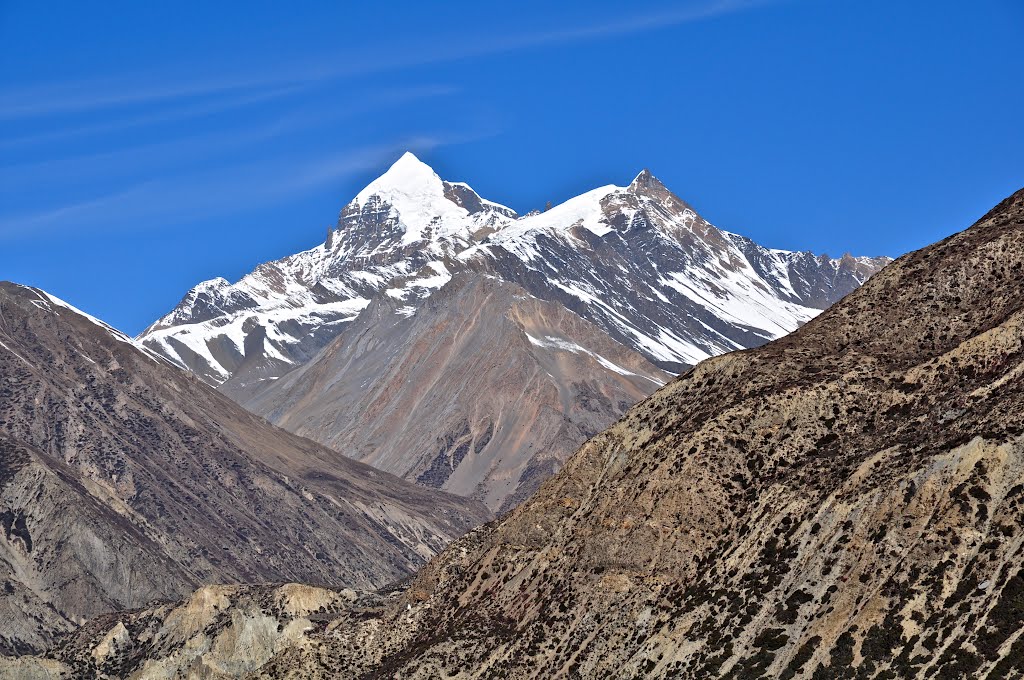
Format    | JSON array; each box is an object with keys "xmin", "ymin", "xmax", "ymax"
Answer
[
  {"xmin": 139, "ymin": 153, "xmax": 888, "ymax": 510},
  {"xmin": 142, "ymin": 153, "xmax": 888, "ymax": 383},
  {"xmin": 21, "ymin": 185, "xmax": 1024, "ymax": 678}
]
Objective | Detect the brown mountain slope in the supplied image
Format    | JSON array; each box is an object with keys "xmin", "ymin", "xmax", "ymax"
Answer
[
  {"xmin": 244, "ymin": 274, "xmax": 670, "ymax": 512},
  {"xmin": 0, "ymin": 283, "xmax": 488, "ymax": 655},
  {"xmin": 277, "ymin": 186, "xmax": 1017, "ymax": 679},
  {"xmin": 19, "ymin": 186, "xmax": 1024, "ymax": 678}
]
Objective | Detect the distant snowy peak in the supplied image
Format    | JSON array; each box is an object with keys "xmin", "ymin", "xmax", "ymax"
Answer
[
  {"xmin": 354, "ymin": 152, "xmax": 436, "ymax": 198},
  {"xmin": 465, "ymin": 167, "xmax": 890, "ymax": 371},
  {"xmin": 627, "ymin": 168, "xmax": 692, "ymax": 207},
  {"xmin": 334, "ymin": 152, "xmax": 516, "ymax": 262},
  {"xmin": 147, "ymin": 277, "xmax": 257, "ymax": 331},
  {"xmin": 138, "ymin": 153, "xmax": 517, "ymax": 389},
  {"xmin": 351, "ymin": 152, "xmax": 463, "ymax": 236},
  {"xmin": 353, "ymin": 151, "xmax": 514, "ymax": 214},
  {"xmin": 485, "ymin": 168, "xmax": 705, "ymax": 251}
]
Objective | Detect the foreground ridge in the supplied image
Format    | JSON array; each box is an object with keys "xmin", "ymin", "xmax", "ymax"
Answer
[{"xmin": 21, "ymin": 186, "xmax": 1024, "ymax": 677}]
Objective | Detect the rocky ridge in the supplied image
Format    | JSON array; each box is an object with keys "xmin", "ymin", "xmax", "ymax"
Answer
[{"xmin": 34, "ymin": 186, "xmax": 1024, "ymax": 678}]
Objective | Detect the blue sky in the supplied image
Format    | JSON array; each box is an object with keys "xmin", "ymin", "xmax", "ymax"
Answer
[{"xmin": 2, "ymin": 0, "xmax": 1022, "ymax": 335}]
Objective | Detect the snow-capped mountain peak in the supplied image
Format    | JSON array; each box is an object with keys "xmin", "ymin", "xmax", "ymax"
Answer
[
  {"xmin": 350, "ymin": 152, "xmax": 463, "ymax": 245},
  {"xmin": 486, "ymin": 168, "xmax": 694, "ymax": 248},
  {"xmin": 139, "ymin": 152, "xmax": 519, "ymax": 388},
  {"xmin": 625, "ymin": 167, "xmax": 698, "ymax": 216},
  {"xmin": 140, "ymin": 154, "xmax": 890, "ymax": 393},
  {"xmin": 145, "ymin": 275, "xmax": 255, "ymax": 333},
  {"xmin": 336, "ymin": 152, "xmax": 515, "ymax": 256},
  {"xmin": 488, "ymin": 185, "xmax": 622, "ymax": 244},
  {"xmin": 355, "ymin": 152, "xmax": 444, "ymax": 207}
]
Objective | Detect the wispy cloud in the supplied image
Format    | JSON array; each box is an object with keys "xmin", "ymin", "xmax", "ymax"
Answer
[
  {"xmin": 0, "ymin": 84, "xmax": 307, "ymax": 150},
  {"xmin": 0, "ymin": 0, "xmax": 775, "ymax": 122},
  {"xmin": 0, "ymin": 130, "xmax": 494, "ymax": 240},
  {"xmin": 0, "ymin": 84, "xmax": 459, "ymax": 183},
  {"xmin": 0, "ymin": 75, "xmax": 298, "ymax": 122},
  {"xmin": 441, "ymin": 0, "xmax": 777, "ymax": 54},
  {"xmin": 0, "ymin": 185, "xmax": 154, "ymax": 233}
]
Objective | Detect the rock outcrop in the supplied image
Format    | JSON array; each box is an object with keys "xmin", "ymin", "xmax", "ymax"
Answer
[{"xmin": 2, "ymin": 583, "xmax": 365, "ymax": 679}]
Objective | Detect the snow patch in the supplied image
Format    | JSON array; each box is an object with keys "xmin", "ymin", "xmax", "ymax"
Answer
[{"xmin": 525, "ymin": 332, "xmax": 660, "ymax": 383}]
